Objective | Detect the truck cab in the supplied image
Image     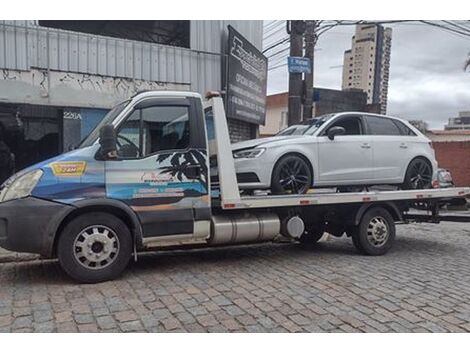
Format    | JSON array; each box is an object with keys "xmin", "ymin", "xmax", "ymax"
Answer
[{"xmin": 0, "ymin": 91, "xmax": 216, "ymax": 281}]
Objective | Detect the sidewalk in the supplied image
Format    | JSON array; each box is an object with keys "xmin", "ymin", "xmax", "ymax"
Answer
[{"xmin": 0, "ymin": 247, "xmax": 39, "ymax": 263}]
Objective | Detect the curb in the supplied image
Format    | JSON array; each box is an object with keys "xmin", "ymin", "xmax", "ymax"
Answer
[{"xmin": 0, "ymin": 251, "xmax": 40, "ymax": 264}]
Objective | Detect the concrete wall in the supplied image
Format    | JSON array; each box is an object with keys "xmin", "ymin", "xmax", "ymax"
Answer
[
  {"xmin": 313, "ymin": 88, "xmax": 367, "ymax": 117},
  {"xmin": 0, "ymin": 68, "xmax": 187, "ymax": 109},
  {"xmin": 433, "ymin": 141, "xmax": 470, "ymax": 186},
  {"xmin": 260, "ymin": 105, "xmax": 287, "ymax": 136}
]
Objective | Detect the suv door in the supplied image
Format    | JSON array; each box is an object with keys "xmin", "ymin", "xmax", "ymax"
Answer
[
  {"xmin": 316, "ymin": 114, "xmax": 374, "ymax": 185},
  {"xmin": 105, "ymin": 97, "xmax": 210, "ymax": 241},
  {"xmin": 364, "ymin": 115, "xmax": 411, "ymax": 182}
]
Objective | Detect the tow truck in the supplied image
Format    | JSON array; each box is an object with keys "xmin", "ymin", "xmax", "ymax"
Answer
[{"xmin": 0, "ymin": 90, "xmax": 468, "ymax": 283}]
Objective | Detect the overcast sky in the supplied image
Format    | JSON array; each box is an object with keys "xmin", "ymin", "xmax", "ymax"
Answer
[{"xmin": 265, "ymin": 22, "xmax": 470, "ymax": 129}]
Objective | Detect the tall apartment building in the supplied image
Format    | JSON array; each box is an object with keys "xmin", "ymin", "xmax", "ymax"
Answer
[{"xmin": 342, "ymin": 24, "xmax": 392, "ymax": 114}]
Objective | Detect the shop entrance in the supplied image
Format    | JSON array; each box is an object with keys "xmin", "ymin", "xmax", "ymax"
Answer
[{"xmin": 0, "ymin": 104, "xmax": 61, "ymax": 184}]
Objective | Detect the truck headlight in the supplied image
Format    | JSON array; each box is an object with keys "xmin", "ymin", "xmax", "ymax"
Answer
[
  {"xmin": 1, "ymin": 170, "xmax": 43, "ymax": 202},
  {"xmin": 233, "ymin": 148, "xmax": 265, "ymax": 159}
]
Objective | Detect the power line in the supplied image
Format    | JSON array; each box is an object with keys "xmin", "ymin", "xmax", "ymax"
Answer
[
  {"xmin": 268, "ymin": 62, "xmax": 287, "ymax": 71},
  {"xmin": 263, "ymin": 21, "xmax": 284, "ymax": 36},
  {"xmin": 263, "ymin": 20, "xmax": 282, "ymax": 31},
  {"xmin": 263, "ymin": 36, "xmax": 289, "ymax": 53},
  {"xmin": 263, "ymin": 26, "xmax": 287, "ymax": 42},
  {"xmin": 442, "ymin": 20, "xmax": 470, "ymax": 35},
  {"xmin": 267, "ymin": 44, "xmax": 290, "ymax": 59},
  {"xmin": 419, "ymin": 20, "xmax": 470, "ymax": 40},
  {"xmin": 266, "ymin": 20, "xmax": 470, "ymax": 76}
]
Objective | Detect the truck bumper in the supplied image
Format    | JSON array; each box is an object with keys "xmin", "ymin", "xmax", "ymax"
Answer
[{"xmin": 0, "ymin": 197, "xmax": 74, "ymax": 257}]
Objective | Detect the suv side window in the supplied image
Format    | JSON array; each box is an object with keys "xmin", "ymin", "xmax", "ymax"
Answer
[
  {"xmin": 325, "ymin": 115, "xmax": 363, "ymax": 135},
  {"xmin": 116, "ymin": 105, "xmax": 190, "ymax": 158},
  {"xmin": 366, "ymin": 116, "xmax": 401, "ymax": 135},
  {"xmin": 392, "ymin": 119, "xmax": 417, "ymax": 136}
]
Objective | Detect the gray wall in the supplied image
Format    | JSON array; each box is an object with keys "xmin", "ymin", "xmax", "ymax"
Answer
[
  {"xmin": 0, "ymin": 20, "xmax": 263, "ymax": 108},
  {"xmin": 314, "ymin": 88, "xmax": 368, "ymax": 117}
]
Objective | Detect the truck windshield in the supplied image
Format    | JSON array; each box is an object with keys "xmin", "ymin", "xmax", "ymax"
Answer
[{"xmin": 79, "ymin": 100, "xmax": 129, "ymax": 148}]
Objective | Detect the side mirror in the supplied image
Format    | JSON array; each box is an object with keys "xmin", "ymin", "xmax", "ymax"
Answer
[
  {"xmin": 99, "ymin": 124, "xmax": 117, "ymax": 159},
  {"xmin": 327, "ymin": 126, "xmax": 346, "ymax": 140}
]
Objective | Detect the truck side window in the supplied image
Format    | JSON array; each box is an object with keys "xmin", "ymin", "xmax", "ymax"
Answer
[
  {"xmin": 142, "ymin": 106, "xmax": 190, "ymax": 155},
  {"xmin": 116, "ymin": 105, "xmax": 190, "ymax": 158},
  {"xmin": 116, "ymin": 110, "xmax": 140, "ymax": 158}
]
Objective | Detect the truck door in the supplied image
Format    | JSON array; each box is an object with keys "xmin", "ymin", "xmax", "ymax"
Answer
[{"xmin": 105, "ymin": 96, "xmax": 210, "ymax": 241}]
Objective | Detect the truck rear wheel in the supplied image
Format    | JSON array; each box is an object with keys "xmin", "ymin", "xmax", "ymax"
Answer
[
  {"xmin": 299, "ymin": 225, "xmax": 324, "ymax": 245},
  {"xmin": 58, "ymin": 212, "xmax": 132, "ymax": 283},
  {"xmin": 351, "ymin": 207, "xmax": 395, "ymax": 256}
]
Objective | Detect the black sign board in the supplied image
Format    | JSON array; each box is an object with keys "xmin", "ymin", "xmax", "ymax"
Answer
[{"xmin": 226, "ymin": 25, "xmax": 268, "ymax": 125}]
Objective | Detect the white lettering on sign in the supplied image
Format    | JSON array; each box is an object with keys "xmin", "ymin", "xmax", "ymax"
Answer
[{"xmin": 64, "ymin": 111, "xmax": 82, "ymax": 120}]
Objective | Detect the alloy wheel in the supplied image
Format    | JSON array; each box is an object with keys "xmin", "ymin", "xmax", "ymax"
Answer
[
  {"xmin": 409, "ymin": 160, "xmax": 432, "ymax": 189},
  {"xmin": 278, "ymin": 158, "xmax": 310, "ymax": 193}
]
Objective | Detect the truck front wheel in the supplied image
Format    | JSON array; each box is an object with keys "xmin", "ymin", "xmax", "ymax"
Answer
[
  {"xmin": 57, "ymin": 212, "xmax": 132, "ymax": 283},
  {"xmin": 351, "ymin": 207, "xmax": 395, "ymax": 256}
]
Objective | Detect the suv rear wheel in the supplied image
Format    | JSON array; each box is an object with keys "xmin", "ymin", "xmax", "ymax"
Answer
[{"xmin": 402, "ymin": 158, "xmax": 433, "ymax": 190}]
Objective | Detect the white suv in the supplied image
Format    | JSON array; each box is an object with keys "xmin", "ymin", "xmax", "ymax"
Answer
[{"xmin": 232, "ymin": 112, "xmax": 437, "ymax": 194}]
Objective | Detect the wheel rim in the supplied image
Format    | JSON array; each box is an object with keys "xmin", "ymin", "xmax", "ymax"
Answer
[
  {"xmin": 409, "ymin": 160, "xmax": 432, "ymax": 189},
  {"xmin": 73, "ymin": 225, "xmax": 120, "ymax": 270},
  {"xmin": 278, "ymin": 159, "xmax": 310, "ymax": 193},
  {"xmin": 366, "ymin": 216, "xmax": 389, "ymax": 247}
]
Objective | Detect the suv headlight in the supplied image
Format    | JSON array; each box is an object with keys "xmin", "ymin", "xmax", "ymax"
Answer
[
  {"xmin": 233, "ymin": 148, "xmax": 265, "ymax": 159},
  {"xmin": 0, "ymin": 169, "xmax": 43, "ymax": 202}
]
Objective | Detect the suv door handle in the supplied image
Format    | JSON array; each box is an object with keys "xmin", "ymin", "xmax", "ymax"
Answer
[
  {"xmin": 361, "ymin": 143, "xmax": 371, "ymax": 149},
  {"xmin": 400, "ymin": 143, "xmax": 408, "ymax": 149}
]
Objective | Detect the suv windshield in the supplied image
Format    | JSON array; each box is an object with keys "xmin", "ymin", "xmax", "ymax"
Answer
[
  {"xmin": 276, "ymin": 125, "xmax": 309, "ymax": 136},
  {"xmin": 79, "ymin": 100, "xmax": 129, "ymax": 148}
]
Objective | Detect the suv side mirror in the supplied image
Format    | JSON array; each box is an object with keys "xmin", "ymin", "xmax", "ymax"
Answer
[
  {"xmin": 99, "ymin": 124, "xmax": 118, "ymax": 159},
  {"xmin": 327, "ymin": 126, "xmax": 346, "ymax": 140}
]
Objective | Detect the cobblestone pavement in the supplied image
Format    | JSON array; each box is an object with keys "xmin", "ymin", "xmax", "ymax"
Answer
[{"xmin": 1, "ymin": 221, "xmax": 470, "ymax": 333}]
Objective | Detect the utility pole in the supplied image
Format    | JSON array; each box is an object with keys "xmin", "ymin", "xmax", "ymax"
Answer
[
  {"xmin": 287, "ymin": 20, "xmax": 305, "ymax": 126},
  {"xmin": 302, "ymin": 20, "xmax": 316, "ymax": 121}
]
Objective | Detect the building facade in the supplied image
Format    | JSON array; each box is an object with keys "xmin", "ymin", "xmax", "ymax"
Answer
[
  {"xmin": 0, "ymin": 20, "xmax": 263, "ymax": 182},
  {"xmin": 445, "ymin": 111, "xmax": 470, "ymax": 130},
  {"xmin": 342, "ymin": 24, "xmax": 392, "ymax": 114},
  {"xmin": 261, "ymin": 88, "xmax": 369, "ymax": 137},
  {"xmin": 408, "ymin": 120, "xmax": 429, "ymax": 133}
]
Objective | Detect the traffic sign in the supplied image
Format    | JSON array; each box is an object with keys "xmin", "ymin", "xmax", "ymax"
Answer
[{"xmin": 288, "ymin": 56, "xmax": 312, "ymax": 74}]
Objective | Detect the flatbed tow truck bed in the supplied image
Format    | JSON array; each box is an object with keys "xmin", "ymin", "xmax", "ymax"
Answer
[{"xmin": 225, "ymin": 187, "xmax": 470, "ymax": 209}]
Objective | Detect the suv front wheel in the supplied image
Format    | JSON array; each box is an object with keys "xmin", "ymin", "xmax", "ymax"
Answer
[{"xmin": 271, "ymin": 155, "xmax": 312, "ymax": 195}]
